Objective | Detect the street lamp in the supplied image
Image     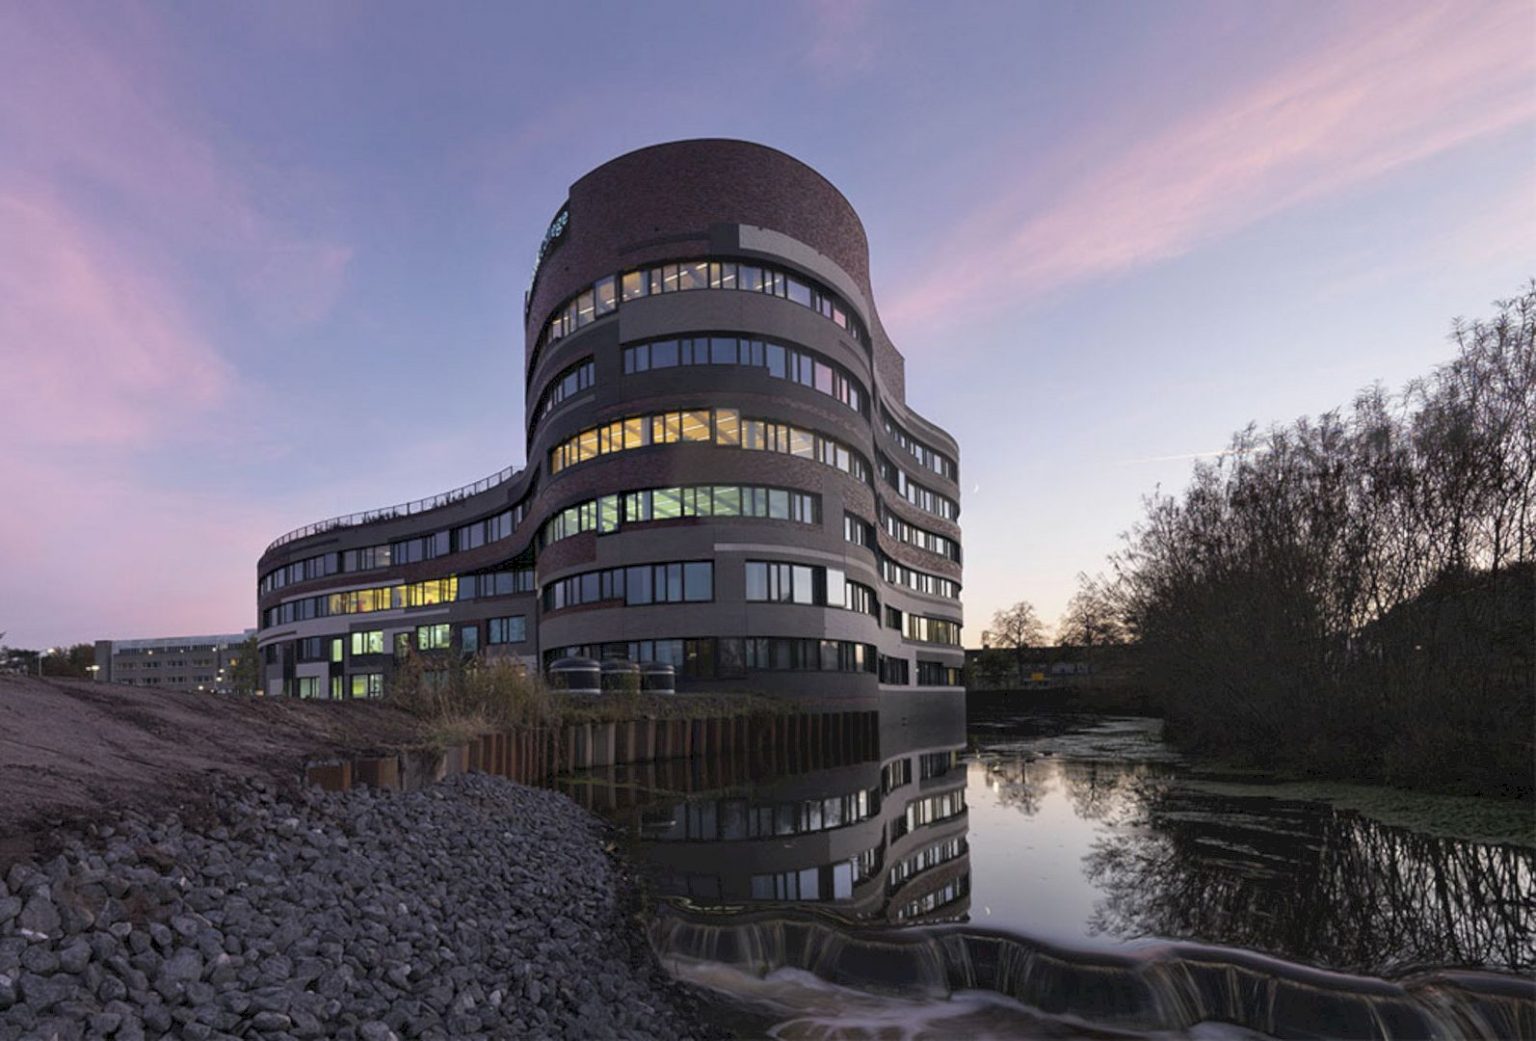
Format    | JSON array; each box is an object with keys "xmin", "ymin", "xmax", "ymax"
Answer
[
  {"xmin": 86, "ymin": 664, "xmax": 101, "ymax": 682},
  {"xmin": 38, "ymin": 647, "xmax": 57, "ymax": 677}
]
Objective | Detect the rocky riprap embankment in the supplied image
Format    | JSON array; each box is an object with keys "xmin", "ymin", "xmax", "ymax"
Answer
[{"xmin": 0, "ymin": 774, "xmax": 712, "ymax": 1041}]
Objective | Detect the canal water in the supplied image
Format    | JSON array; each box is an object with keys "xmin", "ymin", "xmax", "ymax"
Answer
[{"xmin": 558, "ymin": 694, "xmax": 1535, "ymax": 1039}]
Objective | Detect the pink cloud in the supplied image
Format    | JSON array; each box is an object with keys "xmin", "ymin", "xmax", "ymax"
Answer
[
  {"xmin": 0, "ymin": 4, "xmax": 352, "ymax": 326},
  {"xmin": 886, "ymin": 3, "xmax": 1536, "ymax": 332},
  {"xmin": 0, "ymin": 188, "xmax": 230, "ymax": 448}
]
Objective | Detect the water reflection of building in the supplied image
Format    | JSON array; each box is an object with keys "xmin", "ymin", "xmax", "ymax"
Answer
[{"xmin": 603, "ymin": 728, "xmax": 971, "ymax": 925}]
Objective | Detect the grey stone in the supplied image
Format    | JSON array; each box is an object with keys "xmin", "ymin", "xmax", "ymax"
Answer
[
  {"xmin": 17, "ymin": 970, "xmax": 73, "ymax": 1010},
  {"xmin": 58, "ymin": 938, "xmax": 92, "ymax": 974},
  {"xmin": 251, "ymin": 1010, "xmax": 292, "ymax": 1031},
  {"xmin": 97, "ymin": 972, "xmax": 128, "ymax": 1002},
  {"xmin": 17, "ymin": 889, "xmax": 61, "ymax": 938},
  {"xmin": 19, "ymin": 944, "xmax": 59, "ymax": 974},
  {"xmin": 89, "ymin": 1011, "xmax": 123, "ymax": 1034},
  {"xmin": 162, "ymin": 946, "xmax": 204, "ymax": 983},
  {"xmin": 142, "ymin": 1000, "xmax": 173, "ymax": 1033}
]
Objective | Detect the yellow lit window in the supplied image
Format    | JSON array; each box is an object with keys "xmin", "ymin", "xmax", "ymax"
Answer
[
  {"xmin": 578, "ymin": 429, "xmax": 598, "ymax": 461},
  {"xmin": 715, "ymin": 409, "xmax": 740, "ymax": 446},
  {"xmin": 681, "ymin": 410, "xmax": 711, "ymax": 442},
  {"xmin": 624, "ymin": 417, "xmax": 645, "ymax": 448},
  {"xmin": 652, "ymin": 413, "xmax": 681, "ymax": 444}
]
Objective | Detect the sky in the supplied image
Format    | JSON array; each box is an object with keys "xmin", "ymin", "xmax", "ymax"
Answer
[{"xmin": 2, "ymin": 1, "xmax": 1532, "ymax": 649}]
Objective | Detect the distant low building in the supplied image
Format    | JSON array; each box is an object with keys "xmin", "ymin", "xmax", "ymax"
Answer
[{"xmin": 93, "ymin": 631, "xmax": 256, "ymax": 694}]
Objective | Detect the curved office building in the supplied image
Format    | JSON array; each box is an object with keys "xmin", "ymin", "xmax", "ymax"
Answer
[{"xmin": 255, "ymin": 140, "xmax": 963, "ymax": 703}]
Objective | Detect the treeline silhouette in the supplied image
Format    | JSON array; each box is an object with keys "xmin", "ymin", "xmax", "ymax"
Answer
[{"xmin": 1110, "ymin": 286, "xmax": 1535, "ymax": 798}]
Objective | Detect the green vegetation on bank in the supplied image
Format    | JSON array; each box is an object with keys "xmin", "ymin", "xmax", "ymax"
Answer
[{"xmin": 1106, "ymin": 286, "xmax": 1535, "ymax": 800}]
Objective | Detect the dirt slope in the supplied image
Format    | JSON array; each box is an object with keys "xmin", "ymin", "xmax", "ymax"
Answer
[{"xmin": 0, "ymin": 675, "xmax": 421, "ymax": 863}]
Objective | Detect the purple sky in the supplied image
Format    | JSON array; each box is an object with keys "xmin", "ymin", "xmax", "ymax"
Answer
[{"xmin": 3, "ymin": 1, "xmax": 1532, "ymax": 649}]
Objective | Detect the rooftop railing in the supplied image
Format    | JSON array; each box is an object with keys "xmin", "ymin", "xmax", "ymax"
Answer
[{"xmin": 264, "ymin": 463, "xmax": 523, "ymax": 555}]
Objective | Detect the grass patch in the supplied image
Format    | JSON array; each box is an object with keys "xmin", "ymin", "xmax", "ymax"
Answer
[
  {"xmin": 387, "ymin": 654, "xmax": 554, "ymax": 747},
  {"xmin": 387, "ymin": 654, "xmax": 788, "ymax": 747}
]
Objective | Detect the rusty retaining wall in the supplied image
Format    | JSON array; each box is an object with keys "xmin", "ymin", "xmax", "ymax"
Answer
[{"xmin": 305, "ymin": 709, "xmax": 879, "ymax": 794}]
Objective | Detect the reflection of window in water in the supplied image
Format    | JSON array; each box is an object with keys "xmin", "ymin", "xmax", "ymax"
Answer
[
  {"xmin": 919, "ymin": 750, "xmax": 958, "ymax": 779},
  {"xmin": 889, "ymin": 837, "xmax": 967, "ymax": 888},
  {"xmin": 895, "ymin": 875, "xmax": 969, "ymax": 921},
  {"xmin": 667, "ymin": 789, "xmax": 878, "ymax": 841},
  {"xmin": 892, "ymin": 789, "xmax": 967, "ymax": 840},
  {"xmin": 750, "ymin": 846, "xmax": 881, "ymax": 902}
]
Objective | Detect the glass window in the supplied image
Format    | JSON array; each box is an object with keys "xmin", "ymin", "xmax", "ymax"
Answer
[
  {"xmin": 681, "ymin": 410, "xmax": 711, "ymax": 442},
  {"xmin": 625, "ymin": 566, "xmax": 652, "ymax": 606},
  {"xmin": 714, "ymin": 486, "xmax": 741, "ymax": 516},
  {"xmin": 710, "ymin": 337, "xmax": 737, "ymax": 365},
  {"xmin": 710, "ymin": 262, "xmax": 737, "ymax": 289},
  {"xmin": 679, "ymin": 261, "xmax": 708, "ymax": 290},
  {"xmin": 594, "ymin": 276, "xmax": 617, "ymax": 315},
  {"xmin": 715, "ymin": 408, "xmax": 740, "ymax": 447},
  {"xmin": 792, "ymin": 566, "xmax": 816, "ymax": 605},
  {"xmin": 654, "ymin": 487, "xmax": 682, "ymax": 520},
  {"xmin": 684, "ymin": 562, "xmax": 712, "ymax": 602},
  {"xmin": 460, "ymin": 624, "xmax": 479, "ymax": 656},
  {"xmin": 745, "ymin": 562, "xmax": 768, "ymax": 601},
  {"xmin": 768, "ymin": 489, "xmax": 790, "ymax": 520},
  {"xmin": 624, "ymin": 417, "xmax": 645, "ymax": 447},
  {"xmin": 621, "ymin": 270, "xmax": 645, "ymax": 300},
  {"xmin": 350, "ymin": 630, "xmax": 383, "ymax": 656}
]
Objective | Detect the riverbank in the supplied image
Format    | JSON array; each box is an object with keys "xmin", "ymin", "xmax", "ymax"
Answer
[
  {"xmin": 0, "ymin": 675, "xmax": 421, "ymax": 867},
  {"xmin": 0, "ymin": 771, "xmax": 718, "ymax": 1040},
  {"xmin": 968, "ymin": 688, "xmax": 1536, "ymax": 816}
]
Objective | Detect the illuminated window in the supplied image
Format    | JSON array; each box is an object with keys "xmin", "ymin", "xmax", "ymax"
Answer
[
  {"xmin": 681, "ymin": 410, "xmax": 711, "ymax": 442},
  {"xmin": 350, "ymin": 673, "xmax": 384, "ymax": 699},
  {"xmin": 350, "ymin": 630, "xmax": 384, "ymax": 656},
  {"xmin": 416, "ymin": 624, "xmax": 451, "ymax": 650}
]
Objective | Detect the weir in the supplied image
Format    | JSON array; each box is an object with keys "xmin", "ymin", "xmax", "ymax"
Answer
[{"xmin": 649, "ymin": 909, "xmax": 1536, "ymax": 1040}]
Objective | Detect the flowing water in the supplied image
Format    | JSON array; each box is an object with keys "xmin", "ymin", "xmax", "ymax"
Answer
[{"xmin": 557, "ymin": 693, "xmax": 1535, "ymax": 1039}]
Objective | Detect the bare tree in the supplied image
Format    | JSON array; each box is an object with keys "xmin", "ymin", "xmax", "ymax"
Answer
[
  {"xmin": 990, "ymin": 601, "xmax": 1046, "ymax": 687},
  {"xmin": 1056, "ymin": 573, "xmax": 1127, "ymax": 652}
]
